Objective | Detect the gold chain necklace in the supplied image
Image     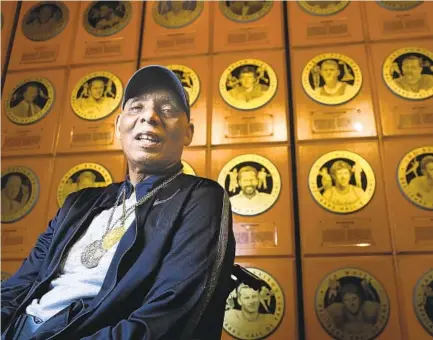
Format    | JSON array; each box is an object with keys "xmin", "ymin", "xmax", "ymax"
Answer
[{"xmin": 80, "ymin": 170, "xmax": 182, "ymax": 269}]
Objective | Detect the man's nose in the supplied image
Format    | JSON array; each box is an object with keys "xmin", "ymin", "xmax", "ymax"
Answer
[{"xmin": 138, "ymin": 108, "xmax": 160, "ymax": 125}]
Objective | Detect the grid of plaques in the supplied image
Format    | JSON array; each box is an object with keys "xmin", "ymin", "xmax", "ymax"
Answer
[{"xmin": 2, "ymin": 1, "xmax": 433, "ymax": 339}]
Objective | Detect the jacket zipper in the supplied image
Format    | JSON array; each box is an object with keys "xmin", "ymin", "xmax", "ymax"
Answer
[{"xmin": 47, "ymin": 207, "xmax": 140, "ymax": 340}]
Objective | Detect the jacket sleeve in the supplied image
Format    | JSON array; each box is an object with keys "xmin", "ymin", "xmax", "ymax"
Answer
[
  {"xmin": 1, "ymin": 192, "xmax": 80, "ymax": 330},
  {"xmin": 81, "ymin": 181, "xmax": 236, "ymax": 340}
]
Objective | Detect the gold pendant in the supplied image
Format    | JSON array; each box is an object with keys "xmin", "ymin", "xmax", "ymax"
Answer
[{"xmin": 102, "ymin": 227, "xmax": 126, "ymax": 250}]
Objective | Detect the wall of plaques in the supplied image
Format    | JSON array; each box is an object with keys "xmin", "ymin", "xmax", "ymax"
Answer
[{"xmin": 2, "ymin": 1, "xmax": 433, "ymax": 339}]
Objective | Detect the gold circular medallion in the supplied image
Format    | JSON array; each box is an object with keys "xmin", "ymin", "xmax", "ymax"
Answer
[
  {"xmin": 377, "ymin": 1, "xmax": 423, "ymax": 11},
  {"xmin": 57, "ymin": 163, "xmax": 113, "ymax": 207},
  {"xmin": 302, "ymin": 53, "xmax": 363, "ymax": 106},
  {"xmin": 6, "ymin": 77, "xmax": 54, "ymax": 125},
  {"xmin": 71, "ymin": 71, "xmax": 123, "ymax": 120},
  {"xmin": 298, "ymin": 1, "xmax": 350, "ymax": 16},
  {"xmin": 414, "ymin": 269, "xmax": 433, "ymax": 336},
  {"xmin": 1, "ymin": 166, "xmax": 39, "ymax": 223},
  {"xmin": 152, "ymin": 1, "xmax": 204, "ymax": 29},
  {"xmin": 219, "ymin": 1, "xmax": 273, "ymax": 23},
  {"xmin": 397, "ymin": 146, "xmax": 433, "ymax": 210},
  {"xmin": 167, "ymin": 64, "xmax": 200, "ymax": 106},
  {"xmin": 309, "ymin": 151, "xmax": 375, "ymax": 214},
  {"xmin": 316, "ymin": 268, "xmax": 390, "ymax": 340},
  {"xmin": 383, "ymin": 47, "xmax": 433, "ymax": 101},
  {"xmin": 220, "ymin": 59, "xmax": 277, "ymax": 111},
  {"xmin": 22, "ymin": 1, "xmax": 69, "ymax": 41},
  {"xmin": 218, "ymin": 154, "xmax": 281, "ymax": 216},
  {"xmin": 181, "ymin": 160, "xmax": 196, "ymax": 176},
  {"xmin": 224, "ymin": 267, "xmax": 285, "ymax": 340},
  {"xmin": 1, "ymin": 272, "xmax": 12, "ymax": 282},
  {"xmin": 83, "ymin": 1, "xmax": 132, "ymax": 37}
]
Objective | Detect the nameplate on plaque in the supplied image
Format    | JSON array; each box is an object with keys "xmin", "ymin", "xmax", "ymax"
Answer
[
  {"xmin": 20, "ymin": 45, "xmax": 59, "ymax": 64},
  {"xmin": 2, "ymin": 129, "xmax": 42, "ymax": 150},
  {"xmin": 412, "ymin": 216, "xmax": 433, "ymax": 243},
  {"xmin": 320, "ymin": 218, "xmax": 374, "ymax": 247},
  {"xmin": 84, "ymin": 39, "xmax": 123, "ymax": 59},
  {"xmin": 310, "ymin": 108, "xmax": 361, "ymax": 133},
  {"xmin": 306, "ymin": 19, "xmax": 349, "ymax": 39},
  {"xmin": 70, "ymin": 124, "xmax": 114, "ymax": 147},
  {"xmin": 156, "ymin": 33, "xmax": 196, "ymax": 51},
  {"xmin": 233, "ymin": 222, "xmax": 277, "ymax": 249},
  {"xmin": 1, "ymin": 228, "xmax": 25, "ymax": 248},
  {"xmin": 225, "ymin": 114, "xmax": 273, "ymax": 138},
  {"xmin": 393, "ymin": 105, "xmax": 433, "ymax": 129},
  {"xmin": 383, "ymin": 13, "xmax": 428, "ymax": 34},
  {"xmin": 226, "ymin": 27, "xmax": 269, "ymax": 45}
]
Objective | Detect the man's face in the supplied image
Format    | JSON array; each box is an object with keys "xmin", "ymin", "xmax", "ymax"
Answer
[
  {"xmin": 100, "ymin": 5, "xmax": 110, "ymax": 17},
  {"xmin": 239, "ymin": 171, "xmax": 258, "ymax": 195},
  {"xmin": 89, "ymin": 80, "xmax": 105, "ymax": 100},
  {"xmin": 23, "ymin": 86, "xmax": 38, "ymax": 103},
  {"xmin": 402, "ymin": 59, "xmax": 423, "ymax": 85},
  {"xmin": 333, "ymin": 168, "xmax": 351, "ymax": 188},
  {"xmin": 423, "ymin": 162, "xmax": 433, "ymax": 180},
  {"xmin": 320, "ymin": 62, "xmax": 339, "ymax": 84},
  {"xmin": 172, "ymin": 2, "xmax": 183, "ymax": 12},
  {"xmin": 39, "ymin": 6, "xmax": 53, "ymax": 23},
  {"xmin": 116, "ymin": 88, "xmax": 193, "ymax": 173},
  {"xmin": 77, "ymin": 174, "xmax": 95, "ymax": 190},
  {"xmin": 239, "ymin": 288, "xmax": 260, "ymax": 314},
  {"xmin": 343, "ymin": 292, "xmax": 361, "ymax": 315},
  {"xmin": 5, "ymin": 176, "xmax": 21, "ymax": 199},
  {"xmin": 239, "ymin": 71, "xmax": 256, "ymax": 89}
]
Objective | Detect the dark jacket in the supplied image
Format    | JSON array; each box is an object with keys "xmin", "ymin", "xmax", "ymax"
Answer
[{"xmin": 1, "ymin": 174, "xmax": 236, "ymax": 340}]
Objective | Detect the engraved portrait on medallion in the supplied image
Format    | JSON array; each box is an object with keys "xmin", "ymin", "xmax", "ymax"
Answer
[
  {"xmin": 224, "ymin": 267, "xmax": 284, "ymax": 340},
  {"xmin": 316, "ymin": 268, "xmax": 390, "ymax": 340},
  {"xmin": 181, "ymin": 160, "xmax": 196, "ymax": 176},
  {"xmin": 57, "ymin": 163, "xmax": 113, "ymax": 207},
  {"xmin": 298, "ymin": 1, "xmax": 350, "ymax": 16},
  {"xmin": 1, "ymin": 167, "xmax": 39, "ymax": 223},
  {"xmin": 167, "ymin": 65, "xmax": 200, "ymax": 106},
  {"xmin": 414, "ymin": 269, "xmax": 433, "ymax": 336},
  {"xmin": 398, "ymin": 146, "xmax": 433, "ymax": 210},
  {"xmin": 220, "ymin": 59, "xmax": 277, "ymax": 111},
  {"xmin": 377, "ymin": 1, "xmax": 423, "ymax": 11},
  {"xmin": 83, "ymin": 1, "xmax": 132, "ymax": 37},
  {"xmin": 218, "ymin": 154, "xmax": 281, "ymax": 216},
  {"xmin": 71, "ymin": 71, "xmax": 123, "ymax": 120},
  {"xmin": 383, "ymin": 47, "xmax": 433, "ymax": 100},
  {"xmin": 309, "ymin": 151, "xmax": 376, "ymax": 214},
  {"xmin": 1, "ymin": 272, "xmax": 12, "ymax": 282},
  {"xmin": 152, "ymin": 1, "xmax": 204, "ymax": 29},
  {"xmin": 21, "ymin": 1, "xmax": 69, "ymax": 41},
  {"xmin": 6, "ymin": 77, "xmax": 54, "ymax": 125},
  {"xmin": 302, "ymin": 53, "xmax": 362, "ymax": 106},
  {"xmin": 219, "ymin": 1, "xmax": 273, "ymax": 23}
]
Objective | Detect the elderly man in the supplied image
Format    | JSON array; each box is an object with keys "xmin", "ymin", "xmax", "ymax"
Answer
[{"xmin": 1, "ymin": 66, "xmax": 236, "ymax": 340}]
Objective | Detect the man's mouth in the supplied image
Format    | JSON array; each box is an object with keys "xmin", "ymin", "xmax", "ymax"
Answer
[{"xmin": 134, "ymin": 132, "xmax": 162, "ymax": 147}]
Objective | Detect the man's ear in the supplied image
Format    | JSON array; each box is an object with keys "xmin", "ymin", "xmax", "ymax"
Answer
[
  {"xmin": 184, "ymin": 122, "xmax": 194, "ymax": 146},
  {"xmin": 115, "ymin": 114, "xmax": 122, "ymax": 140}
]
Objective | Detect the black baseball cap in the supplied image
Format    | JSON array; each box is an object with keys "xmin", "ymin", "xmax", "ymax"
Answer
[{"xmin": 122, "ymin": 65, "xmax": 190, "ymax": 121}]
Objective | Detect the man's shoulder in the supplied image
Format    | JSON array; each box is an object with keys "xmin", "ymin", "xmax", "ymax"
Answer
[{"xmin": 180, "ymin": 174, "xmax": 225, "ymax": 195}]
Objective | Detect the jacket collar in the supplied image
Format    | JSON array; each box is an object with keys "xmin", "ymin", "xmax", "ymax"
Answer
[{"xmin": 123, "ymin": 162, "xmax": 183, "ymax": 201}]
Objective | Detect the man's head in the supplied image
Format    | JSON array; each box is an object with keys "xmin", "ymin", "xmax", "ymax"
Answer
[
  {"xmin": 23, "ymin": 85, "xmax": 39, "ymax": 103},
  {"xmin": 4, "ymin": 175, "xmax": 22, "ymax": 200},
  {"xmin": 320, "ymin": 59, "xmax": 340, "ymax": 84},
  {"xmin": 99, "ymin": 4, "xmax": 111, "ymax": 18},
  {"xmin": 330, "ymin": 160, "xmax": 352, "ymax": 189},
  {"xmin": 76, "ymin": 171, "xmax": 96, "ymax": 190},
  {"xmin": 115, "ymin": 65, "xmax": 193, "ymax": 175},
  {"xmin": 420, "ymin": 156, "xmax": 433, "ymax": 180},
  {"xmin": 237, "ymin": 284, "xmax": 260, "ymax": 314},
  {"xmin": 39, "ymin": 4, "xmax": 54, "ymax": 23},
  {"xmin": 89, "ymin": 79, "xmax": 105, "ymax": 100},
  {"xmin": 401, "ymin": 56, "xmax": 423, "ymax": 85},
  {"xmin": 239, "ymin": 66, "xmax": 257, "ymax": 90},
  {"xmin": 238, "ymin": 166, "xmax": 259, "ymax": 196},
  {"xmin": 341, "ymin": 284, "xmax": 362, "ymax": 315}
]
